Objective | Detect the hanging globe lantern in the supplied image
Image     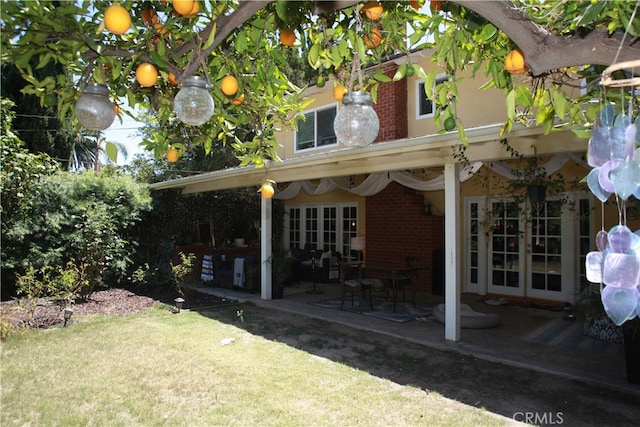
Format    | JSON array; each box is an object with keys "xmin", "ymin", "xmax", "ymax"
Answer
[
  {"xmin": 173, "ymin": 76, "xmax": 214, "ymax": 126},
  {"xmin": 75, "ymin": 83, "xmax": 116, "ymax": 130},
  {"xmin": 334, "ymin": 91, "xmax": 379, "ymax": 147}
]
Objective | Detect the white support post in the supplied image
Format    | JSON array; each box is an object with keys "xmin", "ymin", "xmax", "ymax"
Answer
[
  {"xmin": 260, "ymin": 196, "xmax": 273, "ymax": 300},
  {"xmin": 444, "ymin": 160, "xmax": 461, "ymax": 342}
]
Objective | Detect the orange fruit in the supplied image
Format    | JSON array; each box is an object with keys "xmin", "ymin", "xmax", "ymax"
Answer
[
  {"xmin": 333, "ymin": 84, "xmax": 347, "ymax": 101},
  {"xmin": 280, "ymin": 28, "xmax": 296, "ymax": 46},
  {"xmin": 363, "ymin": 28, "xmax": 382, "ymax": 48},
  {"xmin": 168, "ymin": 72, "xmax": 179, "ymax": 86},
  {"xmin": 184, "ymin": 1, "xmax": 200, "ymax": 18},
  {"xmin": 221, "ymin": 75, "xmax": 238, "ymax": 96},
  {"xmin": 113, "ymin": 103, "xmax": 121, "ymax": 115},
  {"xmin": 504, "ymin": 48, "xmax": 528, "ymax": 74},
  {"xmin": 260, "ymin": 182, "xmax": 275, "ymax": 199},
  {"xmin": 231, "ymin": 94, "xmax": 245, "ymax": 105},
  {"xmin": 362, "ymin": 2, "xmax": 383, "ymax": 20},
  {"xmin": 166, "ymin": 147, "xmax": 180, "ymax": 163},
  {"xmin": 104, "ymin": 4, "xmax": 131, "ymax": 35},
  {"xmin": 430, "ymin": 1, "xmax": 443, "ymax": 12},
  {"xmin": 136, "ymin": 63, "xmax": 158, "ymax": 87},
  {"xmin": 172, "ymin": 0, "xmax": 196, "ymax": 16}
]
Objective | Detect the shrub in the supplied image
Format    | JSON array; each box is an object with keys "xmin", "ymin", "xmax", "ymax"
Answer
[{"xmin": 15, "ymin": 262, "xmax": 87, "ymax": 329}]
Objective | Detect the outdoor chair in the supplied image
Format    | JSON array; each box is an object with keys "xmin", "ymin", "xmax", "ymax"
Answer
[
  {"xmin": 339, "ymin": 261, "xmax": 373, "ymax": 312},
  {"xmin": 383, "ymin": 256, "xmax": 418, "ymax": 307}
]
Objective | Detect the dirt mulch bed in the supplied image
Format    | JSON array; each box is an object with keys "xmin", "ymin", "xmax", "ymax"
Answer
[{"xmin": 0, "ymin": 286, "xmax": 226, "ymax": 331}]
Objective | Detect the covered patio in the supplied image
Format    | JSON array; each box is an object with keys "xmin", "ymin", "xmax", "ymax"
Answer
[{"xmin": 150, "ymin": 123, "xmax": 587, "ymax": 343}]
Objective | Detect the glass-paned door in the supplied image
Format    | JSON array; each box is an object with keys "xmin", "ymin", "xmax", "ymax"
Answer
[
  {"xmin": 322, "ymin": 206, "xmax": 337, "ymax": 252},
  {"xmin": 526, "ymin": 195, "xmax": 592, "ymax": 301},
  {"xmin": 305, "ymin": 207, "xmax": 319, "ymax": 249},
  {"xmin": 577, "ymin": 198, "xmax": 593, "ymax": 294},
  {"xmin": 466, "ymin": 193, "xmax": 592, "ymax": 302},
  {"xmin": 287, "ymin": 207, "xmax": 301, "ymax": 250},
  {"xmin": 465, "ymin": 199, "xmax": 486, "ymax": 294},
  {"xmin": 342, "ymin": 206, "xmax": 358, "ymax": 259},
  {"xmin": 529, "ymin": 200, "xmax": 563, "ymax": 294},
  {"xmin": 488, "ymin": 200, "xmax": 524, "ymax": 296}
]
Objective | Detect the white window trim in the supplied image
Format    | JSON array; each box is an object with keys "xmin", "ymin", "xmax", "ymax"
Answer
[
  {"xmin": 415, "ymin": 74, "xmax": 447, "ymax": 121},
  {"xmin": 294, "ymin": 103, "xmax": 339, "ymax": 153},
  {"xmin": 284, "ymin": 202, "xmax": 358, "ymax": 254}
]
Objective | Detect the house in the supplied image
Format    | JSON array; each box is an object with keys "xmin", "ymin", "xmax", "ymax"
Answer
[{"xmin": 151, "ymin": 49, "xmax": 613, "ymax": 341}]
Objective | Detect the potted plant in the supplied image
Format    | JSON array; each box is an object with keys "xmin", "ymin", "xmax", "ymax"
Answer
[
  {"xmin": 501, "ymin": 141, "xmax": 566, "ymax": 206},
  {"xmin": 271, "ymin": 249, "xmax": 294, "ymax": 299},
  {"xmin": 573, "ymin": 284, "xmax": 623, "ymax": 343}
]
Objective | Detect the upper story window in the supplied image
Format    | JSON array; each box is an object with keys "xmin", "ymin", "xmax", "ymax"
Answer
[
  {"xmin": 416, "ymin": 75, "xmax": 447, "ymax": 119},
  {"xmin": 295, "ymin": 105, "xmax": 338, "ymax": 151}
]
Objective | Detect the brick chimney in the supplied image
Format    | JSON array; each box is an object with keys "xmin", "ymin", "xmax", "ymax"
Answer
[{"xmin": 372, "ymin": 63, "xmax": 408, "ymax": 143}]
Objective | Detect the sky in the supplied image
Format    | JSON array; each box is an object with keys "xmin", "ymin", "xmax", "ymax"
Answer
[{"xmin": 102, "ymin": 109, "xmax": 147, "ymax": 165}]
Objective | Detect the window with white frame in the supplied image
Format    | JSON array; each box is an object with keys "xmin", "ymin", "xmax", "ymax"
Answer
[
  {"xmin": 285, "ymin": 203, "xmax": 358, "ymax": 256},
  {"xmin": 295, "ymin": 105, "xmax": 338, "ymax": 151},
  {"xmin": 416, "ymin": 75, "xmax": 447, "ymax": 119}
]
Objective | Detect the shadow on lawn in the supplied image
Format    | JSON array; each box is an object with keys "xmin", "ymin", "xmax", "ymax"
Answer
[{"xmin": 186, "ymin": 301, "xmax": 640, "ymax": 427}]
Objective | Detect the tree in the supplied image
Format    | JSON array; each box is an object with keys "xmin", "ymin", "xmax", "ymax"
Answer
[
  {"xmin": 1, "ymin": 1, "xmax": 637, "ymax": 166},
  {"xmin": 0, "ymin": 63, "xmax": 78, "ymax": 167}
]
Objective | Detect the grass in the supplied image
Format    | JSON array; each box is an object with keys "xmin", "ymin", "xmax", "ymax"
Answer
[{"xmin": 0, "ymin": 305, "xmax": 509, "ymax": 427}]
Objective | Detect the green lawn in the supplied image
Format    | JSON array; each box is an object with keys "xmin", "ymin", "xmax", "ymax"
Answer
[{"xmin": 1, "ymin": 305, "xmax": 508, "ymax": 426}]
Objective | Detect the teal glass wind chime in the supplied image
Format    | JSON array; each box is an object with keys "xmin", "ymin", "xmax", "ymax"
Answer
[{"xmin": 585, "ymin": 58, "xmax": 640, "ymax": 326}]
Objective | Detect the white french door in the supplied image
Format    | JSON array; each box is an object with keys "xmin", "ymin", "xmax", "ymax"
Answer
[
  {"xmin": 465, "ymin": 194, "xmax": 592, "ymax": 302},
  {"xmin": 487, "ymin": 199, "xmax": 525, "ymax": 296}
]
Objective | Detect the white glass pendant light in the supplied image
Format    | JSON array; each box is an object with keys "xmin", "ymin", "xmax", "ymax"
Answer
[
  {"xmin": 75, "ymin": 83, "xmax": 116, "ymax": 130},
  {"xmin": 173, "ymin": 76, "xmax": 214, "ymax": 126},
  {"xmin": 334, "ymin": 91, "xmax": 379, "ymax": 147}
]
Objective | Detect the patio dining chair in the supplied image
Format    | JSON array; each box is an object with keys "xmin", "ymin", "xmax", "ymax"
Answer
[
  {"xmin": 338, "ymin": 261, "xmax": 373, "ymax": 312},
  {"xmin": 384, "ymin": 256, "xmax": 418, "ymax": 307}
]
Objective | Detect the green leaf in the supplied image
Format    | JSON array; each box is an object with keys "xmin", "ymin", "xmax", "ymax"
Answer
[
  {"xmin": 514, "ymin": 85, "xmax": 533, "ymax": 108},
  {"xmin": 35, "ymin": 53, "xmax": 51, "ymax": 70},
  {"xmin": 105, "ymin": 142, "xmax": 118, "ymax": 163},
  {"xmin": 553, "ymin": 89, "xmax": 569, "ymax": 119},
  {"xmin": 577, "ymin": 2, "xmax": 605, "ymax": 27},
  {"xmin": 393, "ymin": 63, "xmax": 406, "ymax": 81},
  {"xmin": 571, "ymin": 128, "xmax": 592, "ymax": 139},
  {"xmin": 203, "ymin": 23, "xmax": 217, "ymax": 50},
  {"xmin": 308, "ymin": 43, "xmax": 320, "ymax": 68},
  {"xmin": 424, "ymin": 69, "xmax": 437, "ymax": 99},
  {"xmin": 479, "ymin": 24, "xmax": 497, "ymax": 42},
  {"xmin": 506, "ymin": 89, "xmax": 516, "ymax": 121},
  {"xmin": 149, "ymin": 51, "xmax": 167, "ymax": 70}
]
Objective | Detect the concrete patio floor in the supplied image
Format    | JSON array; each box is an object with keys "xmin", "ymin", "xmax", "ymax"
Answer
[{"xmin": 187, "ymin": 280, "xmax": 640, "ymax": 397}]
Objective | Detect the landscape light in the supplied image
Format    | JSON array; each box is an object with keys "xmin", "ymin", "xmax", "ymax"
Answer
[
  {"xmin": 63, "ymin": 307, "xmax": 74, "ymax": 327},
  {"xmin": 174, "ymin": 297, "xmax": 185, "ymax": 313}
]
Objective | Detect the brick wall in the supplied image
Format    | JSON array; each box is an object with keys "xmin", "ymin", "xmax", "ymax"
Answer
[
  {"xmin": 372, "ymin": 63, "xmax": 408, "ymax": 142},
  {"xmin": 365, "ymin": 182, "xmax": 444, "ymax": 293}
]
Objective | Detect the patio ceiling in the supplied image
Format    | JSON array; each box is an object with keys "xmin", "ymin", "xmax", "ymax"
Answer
[{"xmin": 149, "ymin": 123, "xmax": 587, "ymax": 195}]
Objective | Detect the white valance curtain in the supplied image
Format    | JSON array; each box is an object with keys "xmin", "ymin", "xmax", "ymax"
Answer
[{"xmin": 274, "ymin": 152, "xmax": 587, "ymax": 200}]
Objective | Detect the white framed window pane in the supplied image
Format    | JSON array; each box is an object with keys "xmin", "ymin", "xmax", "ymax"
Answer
[
  {"xmin": 317, "ymin": 107, "xmax": 337, "ymax": 146},
  {"xmin": 416, "ymin": 76, "xmax": 447, "ymax": 119},
  {"xmin": 296, "ymin": 112, "xmax": 315, "ymax": 150},
  {"xmin": 296, "ymin": 106, "xmax": 338, "ymax": 151}
]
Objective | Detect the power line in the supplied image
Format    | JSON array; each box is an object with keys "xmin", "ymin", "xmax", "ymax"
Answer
[
  {"xmin": 15, "ymin": 113, "xmax": 61, "ymax": 119},
  {"xmin": 14, "ymin": 127, "xmax": 142, "ymax": 132}
]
